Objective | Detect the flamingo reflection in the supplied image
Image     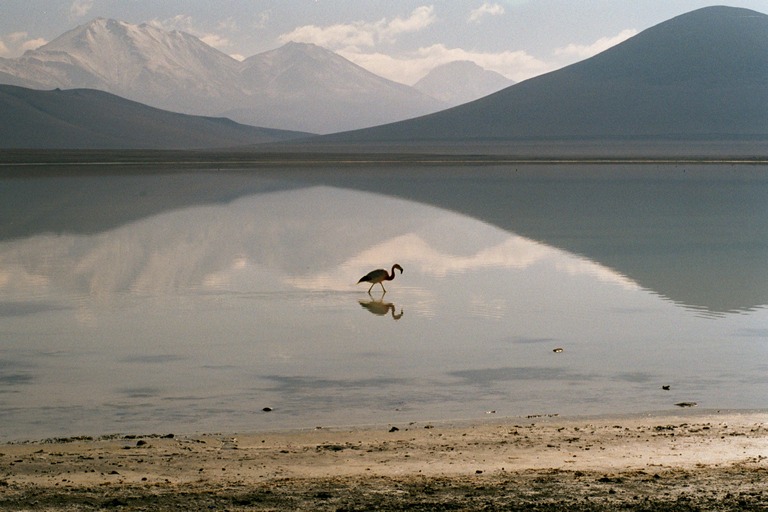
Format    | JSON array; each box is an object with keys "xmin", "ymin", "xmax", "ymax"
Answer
[{"xmin": 358, "ymin": 296, "xmax": 404, "ymax": 320}]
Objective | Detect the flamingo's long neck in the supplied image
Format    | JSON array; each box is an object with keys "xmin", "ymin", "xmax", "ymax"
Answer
[{"xmin": 387, "ymin": 265, "xmax": 398, "ymax": 281}]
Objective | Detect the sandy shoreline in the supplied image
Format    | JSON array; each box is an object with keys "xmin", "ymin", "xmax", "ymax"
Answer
[{"xmin": 1, "ymin": 410, "xmax": 766, "ymax": 510}]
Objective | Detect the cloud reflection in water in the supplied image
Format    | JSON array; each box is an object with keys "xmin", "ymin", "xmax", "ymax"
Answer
[{"xmin": 0, "ymin": 181, "xmax": 766, "ymax": 441}]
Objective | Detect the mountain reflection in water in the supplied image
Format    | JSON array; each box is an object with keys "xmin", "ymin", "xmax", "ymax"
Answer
[{"xmin": 0, "ymin": 165, "xmax": 766, "ymax": 441}]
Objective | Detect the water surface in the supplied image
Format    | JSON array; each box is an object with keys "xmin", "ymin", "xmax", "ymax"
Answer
[{"xmin": 1, "ymin": 164, "xmax": 766, "ymax": 441}]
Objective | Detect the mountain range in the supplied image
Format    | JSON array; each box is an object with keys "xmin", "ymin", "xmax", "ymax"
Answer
[
  {"xmin": 320, "ymin": 6, "xmax": 768, "ymax": 149},
  {"xmin": 0, "ymin": 18, "xmax": 448, "ymax": 134},
  {"xmin": 1, "ymin": 6, "xmax": 767, "ymax": 152},
  {"xmin": 222, "ymin": 42, "xmax": 445, "ymax": 133}
]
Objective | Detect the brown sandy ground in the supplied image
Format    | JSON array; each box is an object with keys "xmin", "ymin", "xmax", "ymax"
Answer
[{"xmin": 1, "ymin": 412, "xmax": 766, "ymax": 511}]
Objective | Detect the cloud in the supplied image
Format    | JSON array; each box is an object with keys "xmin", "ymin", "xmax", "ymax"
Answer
[
  {"xmin": 339, "ymin": 43, "xmax": 549, "ymax": 84},
  {"xmin": 281, "ymin": 22, "xmax": 375, "ymax": 49},
  {"xmin": 469, "ymin": 2, "xmax": 505, "ymax": 23},
  {"xmin": 554, "ymin": 28, "xmax": 638, "ymax": 60},
  {"xmin": 69, "ymin": 0, "xmax": 94, "ymax": 18},
  {"xmin": 286, "ymin": 231, "xmax": 638, "ymax": 293},
  {"xmin": 253, "ymin": 11, "xmax": 271, "ymax": 30},
  {"xmin": 278, "ymin": 6, "xmax": 436, "ymax": 50},
  {"xmin": 149, "ymin": 14, "xmax": 193, "ymax": 32},
  {"xmin": 5, "ymin": 32, "xmax": 27, "ymax": 44},
  {"xmin": 285, "ymin": 232, "xmax": 552, "ymax": 291},
  {"xmin": 20, "ymin": 37, "xmax": 47, "ymax": 52},
  {"xmin": 274, "ymin": 5, "xmax": 553, "ymax": 85},
  {"xmin": 0, "ymin": 32, "xmax": 47, "ymax": 57},
  {"xmin": 215, "ymin": 17, "xmax": 240, "ymax": 36},
  {"xmin": 384, "ymin": 5, "xmax": 436, "ymax": 36},
  {"xmin": 200, "ymin": 33, "xmax": 231, "ymax": 51}
]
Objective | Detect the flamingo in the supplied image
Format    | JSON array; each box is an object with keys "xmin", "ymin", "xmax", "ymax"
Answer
[{"xmin": 357, "ymin": 264, "xmax": 403, "ymax": 294}]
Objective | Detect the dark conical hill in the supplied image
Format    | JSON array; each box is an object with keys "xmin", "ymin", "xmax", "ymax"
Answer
[{"xmin": 320, "ymin": 6, "xmax": 768, "ymax": 144}]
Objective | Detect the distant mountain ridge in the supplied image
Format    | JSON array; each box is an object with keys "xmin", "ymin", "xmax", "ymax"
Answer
[
  {"xmin": 413, "ymin": 61, "xmax": 514, "ymax": 107},
  {"xmin": 0, "ymin": 84, "xmax": 309, "ymax": 149},
  {"xmin": 4, "ymin": 7, "xmax": 765, "ymax": 152},
  {"xmin": 0, "ymin": 18, "xmax": 446, "ymax": 134},
  {"xmin": 319, "ymin": 6, "xmax": 768, "ymax": 145},
  {"xmin": 223, "ymin": 42, "xmax": 446, "ymax": 132}
]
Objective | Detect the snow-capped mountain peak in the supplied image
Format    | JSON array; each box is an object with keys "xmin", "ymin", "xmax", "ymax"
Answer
[{"xmin": 31, "ymin": 18, "xmax": 241, "ymax": 89}]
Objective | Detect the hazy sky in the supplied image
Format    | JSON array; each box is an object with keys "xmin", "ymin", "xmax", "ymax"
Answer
[{"xmin": 1, "ymin": 1, "xmax": 766, "ymax": 84}]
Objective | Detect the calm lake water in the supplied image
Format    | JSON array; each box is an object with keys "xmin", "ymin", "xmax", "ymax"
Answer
[{"xmin": 1, "ymin": 164, "xmax": 767, "ymax": 441}]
